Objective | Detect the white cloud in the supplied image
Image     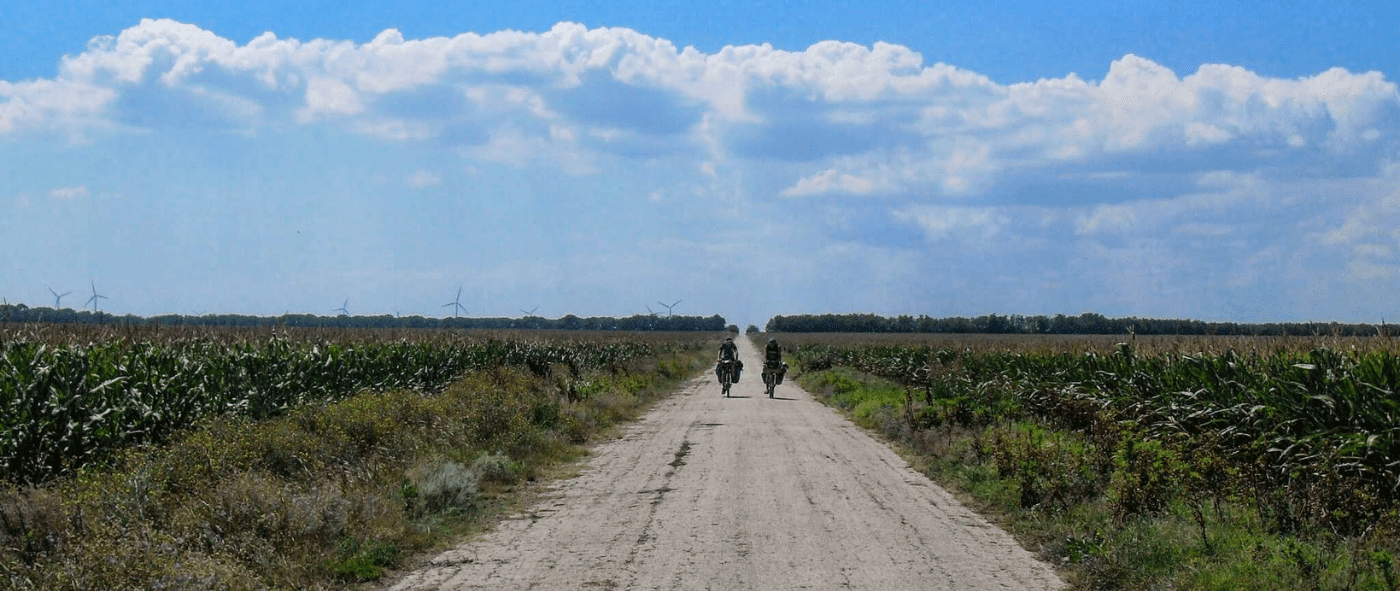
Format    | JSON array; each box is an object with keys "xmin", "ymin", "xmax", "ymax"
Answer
[
  {"xmin": 1348, "ymin": 260, "xmax": 1400, "ymax": 280},
  {"xmin": 49, "ymin": 186, "xmax": 89, "ymax": 200},
  {"xmin": 1076, "ymin": 204, "xmax": 1139, "ymax": 236},
  {"xmin": 1355, "ymin": 243, "xmax": 1393, "ymax": 258},
  {"xmin": 405, "ymin": 170, "xmax": 441, "ymax": 188},
  {"xmin": 1309, "ymin": 171, "xmax": 1400, "ymax": 285},
  {"xmin": 1184, "ymin": 122, "xmax": 1234, "ymax": 146},
  {"xmin": 301, "ymin": 77, "xmax": 364, "ymax": 117},
  {"xmin": 894, "ymin": 205, "xmax": 1010, "ymax": 242},
  {"xmin": 1320, "ymin": 181, "xmax": 1400, "ymax": 246},
  {"xmin": 782, "ymin": 168, "xmax": 887, "ymax": 197},
  {"xmin": 464, "ymin": 125, "xmax": 597, "ymax": 174},
  {"xmin": 0, "ymin": 78, "xmax": 116, "ymax": 135},
  {"xmin": 1068, "ymin": 171, "xmax": 1268, "ymax": 238},
  {"xmin": 0, "ymin": 19, "xmax": 1391, "ymax": 195},
  {"xmin": 1321, "ymin": 208, "xmax": 1380, "ymax": 245},
  {"xmin": 7, "ymin": 20, "xmax": 1400, "ymax": 322}
]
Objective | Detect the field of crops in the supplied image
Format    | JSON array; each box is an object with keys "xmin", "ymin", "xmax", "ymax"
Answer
[
  {"xmin": 0, "ymin": 324, "xmax": 700, "ymax": 485},
  {"xmin": 0, "ymin": 323, "xmax": 717, "ymax": 590},
  {"xmin": 780, "ymin": 332, "xmax": 1400, "ymax": 589}
]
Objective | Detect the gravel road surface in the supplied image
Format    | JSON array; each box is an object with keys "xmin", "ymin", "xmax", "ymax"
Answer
[{"xmin": 389, "ymin": 338, "xmax": 1064, "ymax": 590}]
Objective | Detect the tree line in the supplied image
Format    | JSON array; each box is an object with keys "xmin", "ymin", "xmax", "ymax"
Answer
[
  {"xmin": 0, "ymin": 304, "xmax": 728, "ymax": 332},
  {"xmin": 765, "ymin": 312, "xmax": 1397, "ymax": 337}
]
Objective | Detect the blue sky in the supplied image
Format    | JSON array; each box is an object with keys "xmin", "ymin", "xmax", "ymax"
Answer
[{"xmin": 3, "ymin": 1, "xmax": 1400, "ymax": 327}]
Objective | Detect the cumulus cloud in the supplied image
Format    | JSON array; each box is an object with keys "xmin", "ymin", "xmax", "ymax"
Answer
[
  {"xmin": 0, "ymin": 78, "xmax": 116, "ymax": 135},
  {"xmin": 0, "ymin": 19, "xmax": 1394, "ymax": 199},
  {"xmin": 49, "ymin": 186, "xmax": 90, "ymax": 200},
  {"xmin": 1319, "ymin": 180, "xmax": 1400, "ymax": 247},
  {"xmin": 893, "ymin": 205, "xmax": 1012, "ymax": 242},
  {"xmin": 7, "ymin": 20, "xmax": 1400, "ymax": 317},
  {"xmin": 783, "ymin": 168, "xmax": 889, "ymax": 197},
  {"xmin": 1307, "ymin": 169, "xmax": 1400, "ymax": 284},
  {"xmin": 6, "ymin": 18, "xmax": 1400, "ymax": 325}
]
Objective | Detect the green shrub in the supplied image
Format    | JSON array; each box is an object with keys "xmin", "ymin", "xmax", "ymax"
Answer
[
  {"xmin": 329, "ymin": 538, "xmax": 400, "ymax": 582},
  {"xmin": 471, "ymin": 452, "xmax": 521, "ymax": 485},
  {"xmin": 1109, "ymin": 438, "xmax": 1184, "ymax": 522}
]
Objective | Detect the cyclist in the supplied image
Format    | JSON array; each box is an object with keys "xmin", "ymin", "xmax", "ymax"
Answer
[
  {"xmin": 764, "ymin": 338, "xmax": 781, "ymax": 367},
  {"xmin": 762, "ymin": 338, "xmax": 786, "ymax": 397},
  {"xmin": 716, "ymin": 337, "xmax": 742, "ymax": 396},
  {"xmin": 719, "ymin": 337, "xmax": 738, "ymax": 362}
]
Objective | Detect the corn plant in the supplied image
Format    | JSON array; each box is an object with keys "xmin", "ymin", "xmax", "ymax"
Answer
[
  {"xmin": 788, "ymin": 337, "xmax": 1400, "ymax": 535},
  {"xmin": 0, "ymin": 329, "xmax": 707, "ymax": 485}
]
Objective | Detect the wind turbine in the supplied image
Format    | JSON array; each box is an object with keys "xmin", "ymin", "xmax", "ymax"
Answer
[
  {"xmin": 333, "ymin": 299, "xmax": 349, "ymax": 316},
  {"xmin": 442, "ymin": 287, "xmax": 467, "ymax": 317},
  {"xmin": 85, "ymin": 280, "xmax": 108, "ymax": 314},
  {"xmin": 520, "ymin": 306, "xmax": 539, "ymax": 317},
  {"xmin": 48, "ymin": 287, "xmax": 71, "ymax": 309},
  {"xmin": 657, "ymin": 299, "xmax": 682, "ymax": 318}
]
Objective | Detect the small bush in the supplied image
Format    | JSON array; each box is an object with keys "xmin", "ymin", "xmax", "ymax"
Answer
[
  {"xmin": 329, "ymin": 538, "xmax": 400, "ymax": 582},
  {"xmin": 853, "ymin": 398, "xmax": 892, "ymax": 422},
  {"xmin": 471, "ymin": 452, "xmax": 520, "ymax": 485},
  {"xmin": 410, "ymin": 460, "xmax": 479, "ymax": 515},
  {"xmin": 1109, "ymin": 438, "xmax": 1184, "ymax": 522}
]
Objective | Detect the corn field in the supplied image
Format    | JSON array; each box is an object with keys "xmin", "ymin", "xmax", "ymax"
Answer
[
  {"xmin": 789, "ymin": 335, "xmax": 1400, "ymax": 536},
  {"xmin": 0, "ymin": 326, "xmax": 701, "ymax": 485}
]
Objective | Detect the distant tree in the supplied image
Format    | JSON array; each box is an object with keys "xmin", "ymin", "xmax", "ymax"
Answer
[{"xmin": 759, "ymin": 312, "xmax": 1392, "ymax": 336}]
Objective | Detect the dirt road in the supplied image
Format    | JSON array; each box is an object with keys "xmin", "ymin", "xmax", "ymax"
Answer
[{"xmin": 389, "ymin": 338, "xmax": 1064, "ymax": 590}]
